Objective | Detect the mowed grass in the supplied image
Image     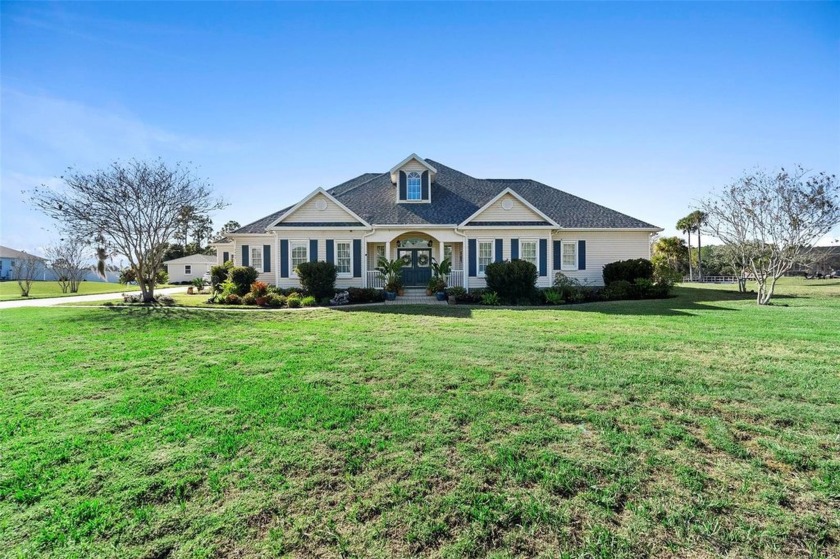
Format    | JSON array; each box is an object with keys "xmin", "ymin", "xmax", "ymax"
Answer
[
  {"xmin": 0, "ymin": 280, "xmax": 139, "ymax": 301},
  {"xmin": 1, "ymin": 280, "xmax": 838, "ymax": 558}
]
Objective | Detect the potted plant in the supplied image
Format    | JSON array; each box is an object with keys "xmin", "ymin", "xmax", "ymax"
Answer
[
  {"xmin": 191, "ymin": 277, "xmax": 205, "ymax": 294},
  {"xmin": 376, "ymin": 256, "xmax": 404, "ymax": 301},
  {"xmin": 431, "ymin": 257, "xmax": 452, "ymax": 301}
]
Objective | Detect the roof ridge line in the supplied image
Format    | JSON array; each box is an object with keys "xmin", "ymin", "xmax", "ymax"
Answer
[{"xmin": 329, "ymin": 171, "xmax": 390, "ymax": 198}]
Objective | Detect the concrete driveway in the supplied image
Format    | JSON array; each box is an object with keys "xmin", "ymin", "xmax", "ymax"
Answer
[{"xmin": 0, "ymin": 287, "xmax": 187, "ymax": 309}]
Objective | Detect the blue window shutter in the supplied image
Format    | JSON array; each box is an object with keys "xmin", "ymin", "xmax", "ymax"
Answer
[
  {"xmin": 399, "ymin": 171, "xmax": 407, "ymax": 200},
  {"xmin": 309, "ymin": 240, "xmax": 318, "ymax": 262},
  {"xmin": 263, "ymin": 245, "xmax": 271, "ymax": 273},
  {"xmin": 222, "ymin": 251, "xmax": 229, "ymax": 263},
  {"xmin": 421, "ymin": 171, "xmax": 429, "ymax": 200},
  {"xmin": 495, "ymin": 239, "xmax": 503, "ymax": 263},
  {"xmin": 511, "ymin": 239, "xmax": 519, "ymax": 260},
  {"xmin": 241, "ymin": 245, "xmax": 249, "ymax": 267},
  {"xmin": 578, "ymin": 240, "xmax": 586, "ymax": 270},
  {"xmin": 280, "ymin": 240, "xmax": 289, "ymax": 278},
  {"xmin": 553, "ymin": 241, "xmax": 562, "ymax": 270},
  {"xmin": 353, "ymin": 239, "xmax": 362, "ymax": 277},
  {"xmin": 539, "ymin": 239, "xmax": 548, "ymax": 276},
  {"xmin": 326, "ymin": 240, "xmax": 334, "ymax": 264},
  {"xmin": 468, "ymin": 239, "xmax": 477, "ymax": 277}
]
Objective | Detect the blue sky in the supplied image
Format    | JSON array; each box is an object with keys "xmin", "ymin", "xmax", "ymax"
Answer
[{"xmin": 2, "ymin": 1, "xmax": 838, "ymax": 254}]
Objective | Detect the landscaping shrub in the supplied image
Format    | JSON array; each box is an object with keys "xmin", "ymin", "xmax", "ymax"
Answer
[
  {"xmin": 603, "ymin": 280, "xmax": 633, "ymax": 300},
  {"xmin": 543, "ymin": 288, "xmax": 565, "ymax": 305},
  {"xmin": 603, "ymin": 258, "xmax": 654, "ymax": 286},
  {"xmin": 484, "ymin": 260, "xmax": 538, "ymax": 303},
  {"xmin": 287, "ymin": 296, "xmax": 301, "ymax": 308},
  {"xmin": 347, "ymin": 287, "xmax": 384, "ymax": 304},
  {"xmin": 211, "ymin": 262, "xmax": 232, "ymax": 291},
  {"xmin": 250, "ymin": 281, "xmax": 269, "ymax": 297},
  {"xmin": 225, "ymin": 294, "xmax": 242, "ymax": 305},
  {"xmin": 267, "ymin": 294, "xmax": 285, "ymax": 308},
  {"xmin": 229, "ymin": 266, "xmax": 259, "ymax": 295},
  {"xmin": 295, "ymin": 262, "xmax": 337, "ymax": 301},
  {"xmin": 242, "ymin": 293, "xmax": 257, "ymax": 305},
  {"xmin": 156, "ymin": 294, "xmax": 174, "ymax": 305},
  {"xmin": 301, "ymin": 295, "xmax": 317, "ymax": 307},
  {"xmin": 633, "ymin": 278, "xmax": 671, "ymax": 299},
  {"xmin": 446, "ymin": 286, "xmax": 466, "ymax": 300},
  {"xmin": 480, "ymin": 291, "xmax": 501, "ymax": 306}
]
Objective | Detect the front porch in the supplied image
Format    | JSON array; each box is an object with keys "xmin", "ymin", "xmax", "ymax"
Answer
[{"xmin": 363, "ymin": 231, "xmax": 465, "ymax": 289}]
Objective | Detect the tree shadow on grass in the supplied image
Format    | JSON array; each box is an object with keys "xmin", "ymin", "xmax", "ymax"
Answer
[{"xmin": 335, "ymin": 304, "xmax": 474, "ymax": 319}]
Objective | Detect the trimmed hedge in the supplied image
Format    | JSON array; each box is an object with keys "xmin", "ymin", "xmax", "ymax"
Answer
[
  {"xmin": 295, "ymin": 261, "xmax": 337, "ymax": 301},
  {"xmin": 484, "ymin": 260, "xmax": 537, "ymax": 304},
  {"xmin": 603, "ymin": 258, "xmax": 654, "ymax": 286}
]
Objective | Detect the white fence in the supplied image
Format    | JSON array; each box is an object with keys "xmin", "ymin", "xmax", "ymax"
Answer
[
  {"xmin": 367, "ymin": 270, "xmax": 385, "ymax": 289},
  {"xmin": 683, "ymin": 276, "xmax": 739, "ymax": 284}
]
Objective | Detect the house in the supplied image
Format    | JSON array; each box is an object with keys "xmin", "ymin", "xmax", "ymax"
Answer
[
  {"xmin": 0, "ymin": 245, "xmax": 50, "ymax": 281},
  {"xmin": 163, "ymin": 253, "xmax": 216, "ymax": 283},
  {"xmin": 213, "ymin": 154, "xmax": 662, "ymax": 290}
]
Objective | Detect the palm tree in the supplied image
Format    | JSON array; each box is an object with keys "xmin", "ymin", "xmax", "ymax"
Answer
[
  {"xmin": 676, "ymin": 216, "xmax": 696, "ymax": 280},
  {"xmin": 688, "ymin": 210, "xmax": 707, "ymax": 281}
]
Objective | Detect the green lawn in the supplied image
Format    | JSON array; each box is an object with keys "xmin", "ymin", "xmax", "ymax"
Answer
[
  {"xmin": 1, "ymin": 280, "xmax": 838, "ymax": 558},
  {"xmin": 0, "ymin": 280, "xmax": 139, "ymax": 301}
]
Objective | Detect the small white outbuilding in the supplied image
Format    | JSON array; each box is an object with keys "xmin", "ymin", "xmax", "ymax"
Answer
[{"xmin": 163, "ymin": 254, "xmax": 216, "ymax": 284}]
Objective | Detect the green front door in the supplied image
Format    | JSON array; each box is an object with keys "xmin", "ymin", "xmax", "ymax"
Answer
[{"xmin": 397, "ymin": 248, "xmax": 432, "ymax": 287}]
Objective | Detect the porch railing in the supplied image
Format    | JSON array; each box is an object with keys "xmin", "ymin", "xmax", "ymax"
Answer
[
  {"xmin": 367, "ymin": 270, "xmax": 385, "ymax": 289},
  {"xmin": 366, "ymin": 269, "xmax": 464, "ymax": 289}
]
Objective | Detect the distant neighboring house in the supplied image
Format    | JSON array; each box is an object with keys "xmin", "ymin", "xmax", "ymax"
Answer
[
  {"xmin": 0, "ymin": 245, "xmax": 50, "ymax": 281},
  {"xmin": 787, "ymin": 246, "xmax": 840, "ymax": 277},
  {"xmin": 163, "ymin": 254, "xmax": 216, "ymax": 283},
  {"xmin": 212, "ymin": 154, "xmax": 662, "ymax": 289}
]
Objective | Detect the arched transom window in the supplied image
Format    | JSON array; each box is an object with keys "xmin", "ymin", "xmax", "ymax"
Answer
[{"xmin": 407, "ymin": 172, "xmax": 421, "ymax": 200}]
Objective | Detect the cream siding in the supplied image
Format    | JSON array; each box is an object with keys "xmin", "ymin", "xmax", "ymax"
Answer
[
  {"xmin": 227, "ymin": 235, "xmax": 276, "ymax": 285},
  {"xmin": 463, "ymin": 229, "xmax": 553, "ymax": 289},
  {"xmin": 399, "ymin": 160, "xmax": 431, "ymax": 174},
  {"xmin": 469, "ymin": 193, "xmax": 545, "ymax": 223},
  {"xmin": 275, "ymin": 230, "xmax": 368, "ymax": 289},
  {"xmin": 281, "ymin": 193, "xmax": 359, "ymax": 224},
  {"xmin": 550, "ymin": 230, "xmax": 652, "ymax": 286}
]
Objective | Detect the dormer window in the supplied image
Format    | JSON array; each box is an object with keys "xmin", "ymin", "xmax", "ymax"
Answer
[{"xmin": 407, "ymin": 172, "xmax": 422, "ymax": 200}]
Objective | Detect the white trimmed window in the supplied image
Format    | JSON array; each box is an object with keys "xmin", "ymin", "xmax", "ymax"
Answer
[
  {"xmin": 520, "ymin": 240, "xmax": 537, "ymax": 268},
  {"xmin": 185, "ymin": 265, "xmax": 192, "ymax": 275},
  {"xmin": 251, "ymin": 247, "xmax": 263, "ymax": 272},
  {"xmin": 290, "ymin": 241, "xmax": 308, "ymax": 276},
  {"xmin": 407, "ymin": 171, "xmax": 421, "ymax": 200},
  {"xmin": 375, "ymin": 245, "xmax": 385, "ymax": 260},
  {"xmin": 444, "ymin": 244, "xmax": 453, "ymax": 264},
  {"xmin": 478, "ymin": 240, "xmax": 493, "ymax": 276},
  {"xmin": 336, "ymin": 241, "xmax": 352, "ymax": 277},
  {"xmin": 562, "ymin": 241, "xmax": 577, "ymax": 270}
]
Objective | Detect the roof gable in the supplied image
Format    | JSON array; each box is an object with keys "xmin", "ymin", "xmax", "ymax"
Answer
[
  {"xmin": 271, "ymin": 188, "xmax": 369, "ymax": 228},
  {"xmin": 389, "ymin": 153, "xmax": 437, "ymax": 183},
  {"xmin": 461, "ymin": 188, "xmax": 558, "ymax": 227}
]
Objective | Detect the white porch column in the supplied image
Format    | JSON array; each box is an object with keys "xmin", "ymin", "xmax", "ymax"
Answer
[
  {"xmin": 438, "ymin": 241, "xmax": 445, "ymax": 265},
  {"xmin": 385, "ymin": 240, "xmax": 391, "ymax": 261}
]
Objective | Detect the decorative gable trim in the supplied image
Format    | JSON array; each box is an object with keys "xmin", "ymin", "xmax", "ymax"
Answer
[
  {"xmin": 269, "ymin": 187, "xmax": 370, "ymax": 229},
  {"xmin": 459, "ymin": 188, "xmax": 559, "ymax": 228},
  {"xmin": 389, "ymin": 153, "xmax": 437, "ymax": 184}
]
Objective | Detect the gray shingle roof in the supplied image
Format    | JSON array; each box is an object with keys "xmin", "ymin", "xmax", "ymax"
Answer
[
  {"xmin": 0, "ymin": 245, "xmax": 45, "ymax": 260},
  {"xmin": 234, "ymin": 159, "xmax": 658, "ymax": 233}
]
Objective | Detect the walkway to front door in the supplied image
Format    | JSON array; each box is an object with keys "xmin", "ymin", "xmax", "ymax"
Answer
[{"xmin": 397, "ymin": 248, "xmax": 432, "ymax": 287}]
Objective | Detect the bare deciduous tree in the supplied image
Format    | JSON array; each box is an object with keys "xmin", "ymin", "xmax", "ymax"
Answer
[
  {"xmin": 701, "ymin": 166, "xmax": 840, "ymax": 304},
  {"xmin": 11, "ymin": 253, "xmax": 42, "ymax": 297},
  {"xmin": 32, "ymin": 159, "xmax": 225, "ymax": 302},
  {"xmin": 46, "ymin": 237, "xmax": 91, "ymax": 293}
]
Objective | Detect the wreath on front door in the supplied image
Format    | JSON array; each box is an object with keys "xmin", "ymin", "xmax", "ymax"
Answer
[{"xmin": 417, "ymin": 253, "xmax": 430, "ymax": 267}]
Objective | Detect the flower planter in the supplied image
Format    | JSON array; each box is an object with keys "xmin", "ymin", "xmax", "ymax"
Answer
[
  {"xmin": 384, "ymin": 291, "xmax": 397, "ymax": 301},
  {"xmin": 435, "ymin": 291, "xmax": 447, "ymax": 301}
]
